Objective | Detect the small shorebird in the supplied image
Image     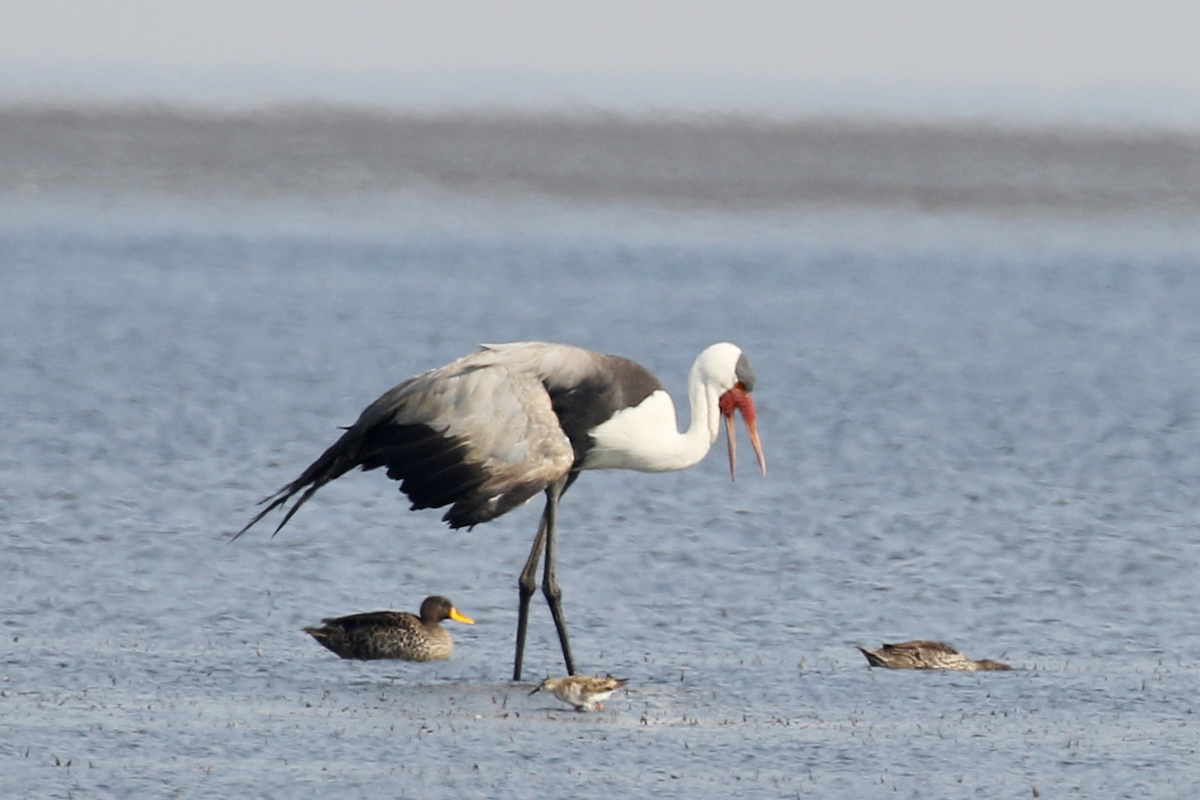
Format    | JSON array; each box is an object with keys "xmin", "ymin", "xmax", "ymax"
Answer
[
  {"xmin": 303, "ymin": 596, "xmax": 474, "ymax": 661},
  {"xmin": 529, "ymin": 674, "xmax": 629, "ymax": 711},
  {"xmin": 857, "ymin": 640, "xmax": 1012, "ymax": 671}
]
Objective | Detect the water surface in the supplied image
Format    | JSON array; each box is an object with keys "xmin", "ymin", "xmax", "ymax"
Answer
[{"xmin": 3, "ymin": 108, "xmax": 1200, "ymax": 799}]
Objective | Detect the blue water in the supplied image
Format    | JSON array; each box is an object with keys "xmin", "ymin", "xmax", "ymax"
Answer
[{"xmin": 4, "ymin": 114, "xmax": 1200, "ymax": 799}]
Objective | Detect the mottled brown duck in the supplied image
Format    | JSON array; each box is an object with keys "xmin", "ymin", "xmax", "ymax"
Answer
[
  {"xmin": 304, "ymin": 596, "xmax": 474, "ymax": 661},
  {"xmin": 857, "ymin": 640, "xmax": 1012, "ymax": 671}
]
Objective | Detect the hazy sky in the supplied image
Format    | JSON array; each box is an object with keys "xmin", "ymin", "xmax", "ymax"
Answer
[{"xmin": 3, "ymin": 1, "xmax": 1200, "ymax": 119}]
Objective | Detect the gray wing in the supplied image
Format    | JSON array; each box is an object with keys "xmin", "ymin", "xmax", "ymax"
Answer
[{"xmin": 237, "ymin": 344, "xmax": 576, "ymax": 535}]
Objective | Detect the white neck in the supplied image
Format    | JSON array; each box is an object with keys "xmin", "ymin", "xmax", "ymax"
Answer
[{"xmin": 582, "ymin": 358, "xmax": 722, "ymax": 473}]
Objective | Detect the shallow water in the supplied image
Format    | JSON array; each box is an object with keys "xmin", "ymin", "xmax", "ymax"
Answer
[{"xmin": 4, "ymin": 110, "xmax": 1200, "ymax": 799}]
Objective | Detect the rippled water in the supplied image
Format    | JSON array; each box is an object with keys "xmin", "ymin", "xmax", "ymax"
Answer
[{"xmin": 4, "ymin": 109, "xmax": 1200, "ymax": 799}]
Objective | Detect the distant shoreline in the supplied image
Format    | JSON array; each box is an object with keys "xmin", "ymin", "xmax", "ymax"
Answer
[{"xmin": 3, "ymin": 103, "xmax": 1199, "ymax": 215}]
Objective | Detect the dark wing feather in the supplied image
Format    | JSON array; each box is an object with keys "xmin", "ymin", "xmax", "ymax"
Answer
[
  {"xmin": 315, "ymin": 610, "xmax": 415, "ymax": 632},
  {"xmin": 236, "ymin": 344, "xmax": 576, "ymax": 537}
]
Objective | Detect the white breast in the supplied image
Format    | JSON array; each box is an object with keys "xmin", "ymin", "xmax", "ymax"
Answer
[{"xmin": 583, "ymin": 390, "xmax": 700, "ymax": 473}]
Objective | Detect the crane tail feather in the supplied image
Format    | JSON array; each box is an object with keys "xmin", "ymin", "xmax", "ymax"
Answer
[{"xmin": 232, "ymin": 431, "xmax": 362, "ymax": 539}]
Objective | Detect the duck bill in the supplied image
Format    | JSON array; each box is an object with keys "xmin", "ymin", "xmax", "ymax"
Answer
[
  {"xmin": 721, "ymin": 388, "xmax": 766, "ymax": 480},
  {"xmin": 449, "ymin": 608, "xmax": 475, "ymax": 625}
]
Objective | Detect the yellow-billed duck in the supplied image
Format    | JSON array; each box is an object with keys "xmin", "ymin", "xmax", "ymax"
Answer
[{"xmin": 304, "ymin": 595, "xmax": 474, "ymax": 661}]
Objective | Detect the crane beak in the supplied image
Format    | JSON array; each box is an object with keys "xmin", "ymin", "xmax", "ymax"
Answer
[{"xmin": 720, "ymin": 384, "xmax": 766, "ymax": 480}]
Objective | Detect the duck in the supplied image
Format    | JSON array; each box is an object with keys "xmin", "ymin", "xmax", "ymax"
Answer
[
  {"xmin": 303, "ymin": 595, "xmax": 474, "ymax": 661},
  {"xmin": 529, "ymin": 674, "xmax": 629, "ymax": 711},
  {"xmin": 856, "ymin": 640, "xmax": 1012, "ymax": 671}
]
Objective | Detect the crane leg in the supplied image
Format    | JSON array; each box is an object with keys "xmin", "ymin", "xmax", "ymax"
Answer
[
  {"xmin": 541, "ymin": 477, "xmax": 576, "ymax": 676},
  {"xmin": 513, "ymin": 510, "xmax": 548, "ymax": 682}
]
